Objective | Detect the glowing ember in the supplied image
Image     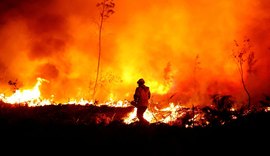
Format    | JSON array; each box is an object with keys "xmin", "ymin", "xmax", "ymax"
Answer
[
  {"xmin": 66, "ymin": 98, "xmax": 94, "ymax": 105},
  {"xmin": 123, "ymin": 108, "xmax": 138, "ymax": 124},
  {"xmin": 265, "ymin": 107, "xmax": 270, "ymax": 112}
]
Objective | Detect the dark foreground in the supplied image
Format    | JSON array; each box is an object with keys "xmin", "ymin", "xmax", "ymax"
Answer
[{"xmin": 0, "ymin": 103, "xmax": 270, "ymax": 155}]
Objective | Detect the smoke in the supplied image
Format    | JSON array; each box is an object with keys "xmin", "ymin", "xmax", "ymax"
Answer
[{"xmin": 0, "ymin": 0, "xmax": 269, "ymax": 106}]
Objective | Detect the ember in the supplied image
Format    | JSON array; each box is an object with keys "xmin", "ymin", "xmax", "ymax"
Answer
[{"xmin": 0, "ymin": 100, "xmax": 269, "ymax": 155}]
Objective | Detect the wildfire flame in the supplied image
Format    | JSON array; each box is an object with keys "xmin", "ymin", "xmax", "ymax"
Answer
[
  {"xmin": 0, "ymin": 0, "xmax": 270, "ymax": 125},
  {"xmin": 0, "ymin": 77, "xmax": 195, "ymax": 124},
  {"xmin": 0, "ymin": 76, "xmax": 264, "ymax": 126},
  {"xmin": 0, "ymin": 78, "xmax": 50, "ymax": 106}
]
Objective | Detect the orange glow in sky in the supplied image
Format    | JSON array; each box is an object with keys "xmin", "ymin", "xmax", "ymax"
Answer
[{"xmin": 0, "ymin": 0, "xmax": 269, "ymax": 108}]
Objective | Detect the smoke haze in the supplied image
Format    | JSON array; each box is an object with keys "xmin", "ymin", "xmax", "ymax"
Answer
[{"xmin": 0, "ymin": 0, "xmax": 269, "ymax": 107}]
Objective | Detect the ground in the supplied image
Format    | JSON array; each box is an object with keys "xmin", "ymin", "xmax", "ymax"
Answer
[{"xmin": 0, "ymin": 102, "xmax": 269, "ymax": 155}]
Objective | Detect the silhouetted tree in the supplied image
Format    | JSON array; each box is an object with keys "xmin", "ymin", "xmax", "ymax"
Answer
[
  {"xmin": 211, "ymin": 94, "xmax": 234, "ymax": 112},
  {"xmin": 92, "ymin": 0, "xmax": 115, "ymax": 99},
  {"xmin": 192, "ymin": 54, "xmax": 201, "ymax": 126},
  {"xmin": 260, "ymin": 95, "xmax": 270, "ymax": 108},
  {"xmin": 202, "ymin": 94, "xmax": 235, "ymax": 127},
  {"xmin": 8, "ymin": 79, "xmax": 19, "ymax": 93},
  {"xmin": 232, "ymin": 38, "xmax": 257, "ymax": 111}
]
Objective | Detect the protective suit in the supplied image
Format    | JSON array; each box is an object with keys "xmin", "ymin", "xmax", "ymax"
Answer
[{"xmin": 133, "ymin": 78, "xmax": 151, "ymax": 124}]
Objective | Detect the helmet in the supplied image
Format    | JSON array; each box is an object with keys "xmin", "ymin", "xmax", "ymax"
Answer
[{"xmin": 137, "ymin": 78, "xmax": 145, "ymax": 85}]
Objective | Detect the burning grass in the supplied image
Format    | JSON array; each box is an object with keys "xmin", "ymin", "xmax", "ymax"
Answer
[
  {"xmin": 1, "ymin": 98, "xmax": 270, "ymax": 129},
  {"xmin": 0, "ymin": 100, "xmax": 270, "ymax": 155}
]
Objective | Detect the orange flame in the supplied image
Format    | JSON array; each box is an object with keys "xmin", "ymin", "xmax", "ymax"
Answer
[
  {"xmin": 0, "ymin": 0, "xmax": 269, "ymax": 122},
  {"xmin": 0, "ymin": 78, "xmax": 50, "ymax": 106}
]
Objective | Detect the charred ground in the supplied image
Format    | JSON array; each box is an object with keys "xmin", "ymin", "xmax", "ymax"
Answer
[{"xmin": 0, "ymin": 101, "xmax": 269, "ymax": 155}]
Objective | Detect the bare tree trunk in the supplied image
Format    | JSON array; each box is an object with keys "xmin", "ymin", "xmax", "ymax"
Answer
[
  {"xmin": 240, "ymin": 65, "xmax": 251, "ymax": 111},
  {"xmin": 93, "ymin": 15, "xmax": 104, "ymax": 100},
  {"xmin": 91, "ymin": 0, "xmax": 115, "ymax": 100},
  {"xmin": 233, "ymin": 39, "xmax": 255, "ymax": 112}
]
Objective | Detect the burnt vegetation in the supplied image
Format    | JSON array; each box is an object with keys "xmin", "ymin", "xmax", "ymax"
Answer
[{"xmin": 0, "ymin": 98, "xmax": 269, "ymax": 155}]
